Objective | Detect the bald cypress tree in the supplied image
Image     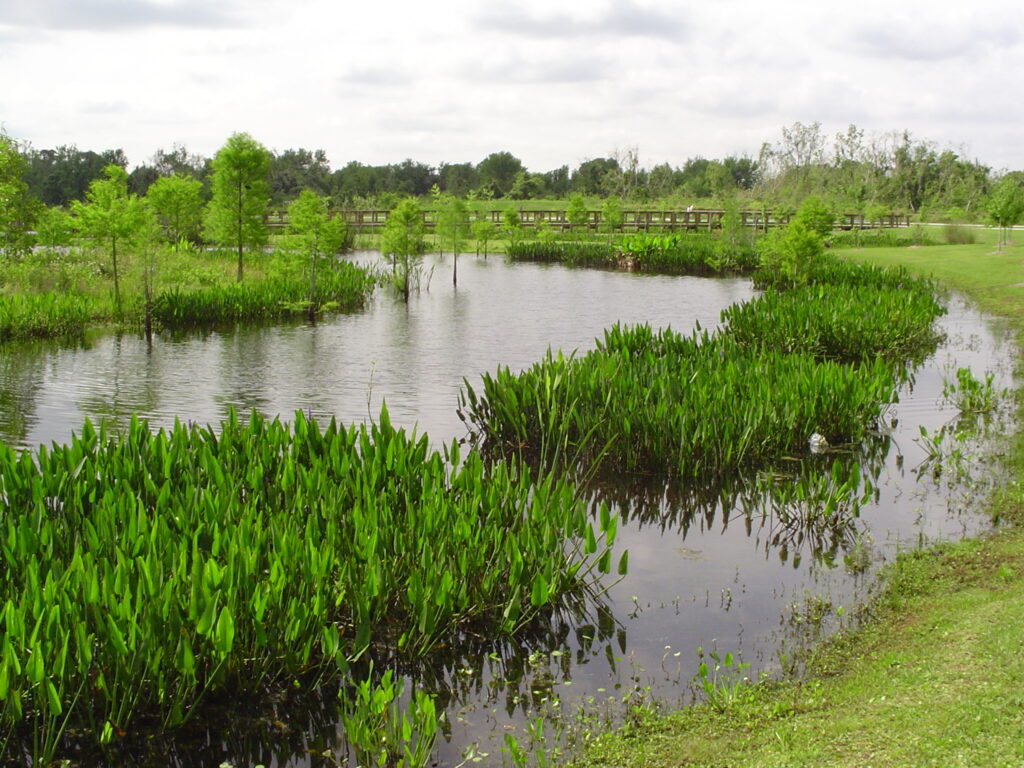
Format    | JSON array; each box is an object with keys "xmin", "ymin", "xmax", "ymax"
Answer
[{"xmin": 205, "ymin": 132, "xmax": 270, "ymax": 282}]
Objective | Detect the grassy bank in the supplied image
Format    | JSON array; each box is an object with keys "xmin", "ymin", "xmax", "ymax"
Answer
[{"xmin": 575, "ymin": 229, "xmax": 1024, "ymax": 767}]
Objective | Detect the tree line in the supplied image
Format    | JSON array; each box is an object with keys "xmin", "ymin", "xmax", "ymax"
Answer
[{"xmin": 11, "ymin": 122, "xmax": 1019, "ymax": 218}]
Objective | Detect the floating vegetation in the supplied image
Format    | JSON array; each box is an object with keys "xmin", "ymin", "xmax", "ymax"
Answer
[{"xmin": 0, "ymin": 408, "xmax": 620, "ymax": 764}]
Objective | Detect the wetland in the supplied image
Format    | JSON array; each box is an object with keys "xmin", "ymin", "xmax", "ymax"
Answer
[{"xmin": 0, "ymin": 251, "xmax": 1014, "ymax": 767}]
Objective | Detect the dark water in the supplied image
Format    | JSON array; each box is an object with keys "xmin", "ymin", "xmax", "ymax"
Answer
[{"xmin": 0, "ymin": 253, "xmax": 1015, "ymax": 766}]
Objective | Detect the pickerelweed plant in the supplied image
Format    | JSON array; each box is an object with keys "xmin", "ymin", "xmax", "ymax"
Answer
[
  {"xmin": 0, "ymin": 407, "xmax": 622, "ymax": 764},
  {"xmin": 459, "ymin": 260, "xmax": 945, "ymax": 481}
]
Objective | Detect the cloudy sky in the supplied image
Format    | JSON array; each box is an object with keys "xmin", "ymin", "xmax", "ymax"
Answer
[{"xmin": 1, "ymin": 0, "xmax": 1022, "ymax": 173}]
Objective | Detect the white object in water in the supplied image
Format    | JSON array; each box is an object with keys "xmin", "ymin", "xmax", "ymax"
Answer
[{"xmin": 808, "ymin": 432, "xmax": 829, "ymax": 453}]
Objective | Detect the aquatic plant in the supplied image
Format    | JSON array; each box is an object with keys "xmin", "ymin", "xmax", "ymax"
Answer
[
  {"xmin": 753, "ymin": 252, "xmax": 938, "ymax": 294},
  {"xmin": 505, "ymin": 241, "xmax": 617, "ymax": 268},
  {"xmin": 0, "ymin": 291, "xmax": 90, "ymax": 341},
  {"xmin": 618, "ymin": 232, "xmax": 756, "ymax": 274},
  {"xmin": 460, "ymin": 325, "xmax": 898, "ymax": 479},
  {"xmin": 942, "ymin": 367, "xmax": 1001, "ymax": 414},
  {"xmin": 150, "ymin": 262, "xmax": 374, "ymax": 327},
  {"xmin": 341, "ymin": 668, "xmax": 437, "ymax": 768},
  {"xmin": 0, "ymin": 407, "xmax": 620, "ymax": 763},
  {"xmin": 692, "ymin": 648, "xmax": 751, "ymax": 713},
  {"xmin": 504, "ymin": 233, "xmax": 756, "ymax": 276},
  {"xmin": 721, "ymin": 284, "xmax": 945, "ymax": 364}
]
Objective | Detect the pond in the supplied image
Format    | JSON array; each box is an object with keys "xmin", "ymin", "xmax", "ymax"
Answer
[{"xmin": 0, "ymin": 252, "xmax": 1014, "ymax": 766}]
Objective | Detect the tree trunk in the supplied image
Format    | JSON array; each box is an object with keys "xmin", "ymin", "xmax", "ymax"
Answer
[
  {"xmin": 111, "ymin": 236, "xmax": 121, "ymax": 316},
  {"xmin": 308, "ymin": 247, "xmax": 318, "ymax": 322}
]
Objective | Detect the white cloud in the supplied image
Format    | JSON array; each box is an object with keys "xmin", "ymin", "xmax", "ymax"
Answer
[
  {"xmin": 473, "ymin": 0, "xmax": 688, "ymax": 41},
  {"xmin": 0, "ymin": 0, "xmax": 248, "ymax": 30},
  {"xmin": 1, "ymin": 0, "xmax": 1023, "ymax": 172}
]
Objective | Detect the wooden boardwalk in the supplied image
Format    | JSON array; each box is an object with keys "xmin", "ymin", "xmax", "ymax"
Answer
[{"xmin": 265, "ymin": 208, "xmax": 910, "ymax": 232}]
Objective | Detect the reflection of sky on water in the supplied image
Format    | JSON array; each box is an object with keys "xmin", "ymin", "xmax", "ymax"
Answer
[
  {"xmin": 0, "ymin": 254, "xmax": 754, "ymax": 450},
  {"xmin": 0, "ymin": 255, "xmax": 1014, "ymax": 766}
]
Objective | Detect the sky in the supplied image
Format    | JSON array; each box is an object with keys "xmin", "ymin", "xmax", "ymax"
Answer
[{"xmin": 1, "ymin": 0, "xmax": 1022, "ymax": 173}]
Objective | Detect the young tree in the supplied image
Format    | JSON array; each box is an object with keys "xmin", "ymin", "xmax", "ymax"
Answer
[
  {"xmin": 471, "ymin": 215, "xmax": 497, "ymax": 256},
  {"xmin": 288, "ymin": 189, "xmax": 348, "ymax": 317},
  {"xmin": 501, "ymin": 209, "xmax": 522, "ymax": 246},
  {"xmin": 205, "ymin": 132, "xmax": 271, "ymax": 282},
  {"xmin": 146, "ymin": 173, "xmax": 204, "ymax": 247},
  {"xmin": 794, "ymin": 195, "xmax": 835, "ymax": 239},
  {"xmin": 600, "ymin": 196, "xmax": 624, "ymax": 242},
  {"xmin": 436, "ymin": 194, "xmax": 470, "ymax": 285},
  {"xmin": 71, "ymin": 164, "xmax": 151, "ymax": 313},
  {"xmin": 756, "ymin": 219, "xmax": 822, "ymax": 287},
  {"xmin": 987, "ymin": 176, "xmax": 1024, "ymax": 248},
  {"xmin": 565, "ymin": 193, "xmax": 589, "ymax": 235},
  {"xmin": 0, "ymin": 133, "xmax": 39, "ymax": 259},
  {"xmin": 381, "ymin": 197, "xmax": 425, "ymax": 302},
  {"xmin": 34, "ymin": 205, "xmax": 74, "ymax": 248}
]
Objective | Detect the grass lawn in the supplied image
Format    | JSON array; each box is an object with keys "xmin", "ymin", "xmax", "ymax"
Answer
[{"xmin": 574, "ymin": 228, "xmax": 1024, "ymax": 768}]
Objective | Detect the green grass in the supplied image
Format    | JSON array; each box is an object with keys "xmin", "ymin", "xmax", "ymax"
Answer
[
  {"xmin": 0, "ymin": 245, "xmax": 376, "ymax": 339},
  {"xmin": 572, "ymin": 229, "xmax": 1024, "ymax": 768}
]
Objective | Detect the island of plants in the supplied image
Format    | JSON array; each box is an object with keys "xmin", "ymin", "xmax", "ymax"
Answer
[{"xmin": 0, "ymin": 409, "xmax": 622, "ymax": 764}]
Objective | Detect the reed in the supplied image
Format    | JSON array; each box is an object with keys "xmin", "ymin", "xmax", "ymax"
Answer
[{"xmin": 0, "ymin": 408, "xmax": 619, "ymax": 763}]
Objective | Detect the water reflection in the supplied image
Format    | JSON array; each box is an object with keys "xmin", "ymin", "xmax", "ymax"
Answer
[
  {"xmin": 0, "ymin": 255, "xmax": 756, "ymax": 451},
  {"xmin": 0, "ymin": 254, "xmax": 1015, "ymax": 766}
]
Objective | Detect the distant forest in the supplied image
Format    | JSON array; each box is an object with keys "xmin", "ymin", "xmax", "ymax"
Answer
[{"xmin": 14, "ymin": 122, "xmax": 1023, "ymax": 219}]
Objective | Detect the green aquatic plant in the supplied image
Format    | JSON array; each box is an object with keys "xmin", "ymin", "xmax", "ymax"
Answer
[
  {"xmin": 942, "ymin": 367, "xmax": 1001, "ymax": 414},
  {"xmin": 692, "ymin": 648, "xmax": 751, "ymax": 713},
  {"xmin": 505, "ymin": 241, "xmax": 616, "ymax": 267},
  {"xmin": 341, "ymin": 668, "xmax": 437, "ymax": 768},
  {"xmin": 0, "ymin": 292, "xmax": 91, "ymax": 341},
  {"xmin": 461, "ymin": 325, "xmax": 898, "ymax": 479},
  {"xmin": 721, "ymin": 283, "xmax": 945, "ymax": 364},
  {"xmin": 0, "ymin": 407, "xmax": 621, "ymax": 763},
  {"xmin": 150, "ymin": 263, "xmax": 374, "ymax": 327}
]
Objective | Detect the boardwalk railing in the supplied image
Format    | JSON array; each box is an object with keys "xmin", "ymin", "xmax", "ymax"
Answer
[{"xmin": 265, "ymin": 209, "xmax": 911, "ymax": 232}]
